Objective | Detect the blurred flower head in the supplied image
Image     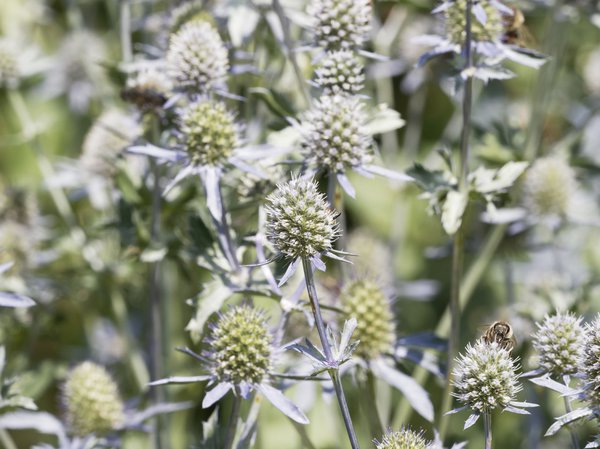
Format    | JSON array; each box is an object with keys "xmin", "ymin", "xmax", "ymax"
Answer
[
  {"xmin": 340, "ymin": 279, "xmax": 395, "ymax": 360},
  {"xmin": 313, "ymin": 50, "xmax": 365, "ymax": 95},
  {"xmin": 452, "ymin": 340, "xmax": 521, "ymax": 413},
  {"xmin": 532, "ymin": 312, "xmax": 585, "ymax": 377},
  {"xmin": 122, "ymin": 65, "xmax": 173, "ymax": 112},
  {"xmin": 444, "ymin": 0, "xmax": 504, "ymax": 46},
  {"xmin": 265, "ymin": 176, "xmax": 340, "ymax": 260},
  {"xmin": 0, "ymin": 39, "xmax": 20, "ymax": 88},
  {"xmin": 180, "ymin": 100, "xmax": 240, "ymax": 167},
  {"xmin": 375, "ymin": 427, "xmax": 430, "ymax": 449},
  {"xmin": 581, "ymin": 316, "xmax": 600, "ymax": 406},
  {"xmin": 62, "ymin": 361, "xmax": 125, "ymax": 436},
  {"xmin": 346, "ymin": 229, "xmax": 394, "ymax": 286},
  {"xmin": 166, "ymin": 20, "xmax": 229, "ymax": 94},
  {"xmin": 307, "ymin": 0, "xmax": 372, "ymax": 51}
]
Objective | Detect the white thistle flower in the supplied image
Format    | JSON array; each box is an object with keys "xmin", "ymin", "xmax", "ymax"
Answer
[
  {"xmin": 307, "ymin": 0, "xmax": 372, "ymax": 51},
  {"xmin": 313, "ymin": 50, "xmax": 364, "ymax": 94},
  {"xmin": 166, "ymin": 20, "xmax": 229, "ymax": 93},
  {"xmin": 532, "ymin": 312, "xmax": 585, "ymax": 377},
  {"xmin": 375, "ymin": 427, "xmax": 430, "ymax": 449},
  {"xmin": 581, "ymin": 316, "xmax": 600, "ymax": 406}
]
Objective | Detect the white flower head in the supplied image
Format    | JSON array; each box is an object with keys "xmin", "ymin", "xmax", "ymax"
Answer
[
  {"xmin": 307, "ymin": 0, "xmax": 372, "ymax": 51},
  {"xmin": 313, "ymin": 50, "xmax": 365, "ymax": 94}
]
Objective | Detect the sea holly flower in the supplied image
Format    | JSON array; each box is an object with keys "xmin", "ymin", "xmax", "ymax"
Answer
[
  {"xmin": 417, "ymin": 0, "xmax": 546, "ymax": 81},
  {"xmin": 121, "ymin": 64, "xmax": 173, "ymax": 113},
  {"xmin": 150, "ymin": 305, "xmax": 309, "ymax": 424},
  {"xmin": 166, "ymin": 19, "xmax": 229, "ymax": 95},
  {"xmin": 313, "ymin": 50, "xmax": 365, "ymax": 95},
  {"xmin": 449, "ymin": 340, "xmax": 536, "ymax": 429},
  {"xmin": 297, "ymin": 94, "xmax": 412, "ymax": 197},
  {"xmin": 335, "ymin": 279, "xmax": 438, "ymax": 422},
  {"xmin": 307, "ymin": 0, "xmax": 372, "ymax": 51},
  {"xmin": 375, "ymin": 427, "xmax": 430, "ymax": 449}
]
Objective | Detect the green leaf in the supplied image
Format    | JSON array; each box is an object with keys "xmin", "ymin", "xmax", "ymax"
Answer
[
  {"xmin": 407, "ymin": 164, "xmax": 453, "ymax": 193},
  {"xmin": 185, "ymin": 279, "xmax": 233, "ymax": 343},
  {"xmin": 470, "ymin": 161, "xmax": 528, "ymax": 194},
  {"xmin": 441, "ymin": 190, "xmax": 468, "ymax": 235},
  {"xmin": 248, "ymin": 87, "xmax": 296, "ymax": 119}
]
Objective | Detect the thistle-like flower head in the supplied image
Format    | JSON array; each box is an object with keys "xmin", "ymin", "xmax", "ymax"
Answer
[
  {"xmin": 265, "ymin": 177, "xmax": 340, "ymax": 260},
  {"xmin": 308, "ymin": 0, "xmax": 371, "ymax": 50},
  {"xmin": 444, "ymin": 0, "xmax": 504, "ymax": 46},
  {"xmin": 62, "ymin": 361, "xmax": 125, "ymax": 436},
  {"xmin": 166, "ymin": 20, "xmax": 229, "ymax": 92},
  {"xmin": 341, "ymin": 279, "xmax": 395, "ymax": 360},
  {"xmin": 314, "ymin": 50, "xmax": 365, "ymax": 95},
  {"xmin": 301, "ymin": 94, "xmax": 372, "ymax": 174},
  {"xmin": 375, "ymin": 427, "xmax": 430, "ymax": 449},
  {"xmin": 533, "ymin": 312, "xmax": 584, "ymax": 377},
  {"xmin": 580, "ymin": 316, "xmax": 600, "ymax": 406},
  {"xmin": 0, "ymin": 39, "xmax": 19, "ymax": 89},
  {"xmin": 208, "ymin": 305, "xmax": 273, "ymax": 385},
  {"xmin": 123, "ymin": 66, "xmax": 172, "ymax": 112},
  {"xmin": 452, "ymin": 340, "xmax": 521, "ymax": 413},
  {"xmin": 347, "ymin": 229, "xmax": 394, "ymax": 286},
  {"xmin": 80, "ymin": 109, "xmax": 141, "ymax": 177},
  {"xmin": 180, "ymin": 100, "xmax": 240, "ymax": 167},
  {"xmin": 522, "ymin": 156, "xmax": 577, "ymax": 218}
]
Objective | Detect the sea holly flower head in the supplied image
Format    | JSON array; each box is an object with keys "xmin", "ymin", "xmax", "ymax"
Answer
[
  {"xmin": 122, "ymin": 65, "xmax": 172, "ymax": 112},
  {"xmin": 150, "ymin": 305, "xmax": 308, "ymax": 424},
  {"xmin": 375, "ymin": 427, "xmax": 430, "ymax": 449},
  {"xmin": 307, "ymin": 0, "xmax": 372, "ymax": 51},
  {"xmin": 313, "ymin": 50, "xmax": 365, "ymax": 95},
  {"xmin": 581, "ymin": 316, "xmax": 600, "ymax": 407},
  {"xmin": 166, "ymin": 20, "xmax": 229, "ymax": 93},
  {"xmin": 532, "ymin": 312, "xmax": 584, "ymax": 377},
  {"xmin": 444, "ymin": 0, "xmax": 504, "ymax": 46},
  {"xmin": 265, "ymin": 176, "xmax": 341, "ymax": 265},
  {"xmin": 450, "ymin": 340, "xmax": 534, "ymax": 427},
  {"xmin": 180, "ymin": 100, "xmax": 240, "ymax": 167},
  {"xmin": 62, "ymin": 362, "xmax": 125, "ymax": 436},
  {"xmin": 340, "ymin": 279, "xmax": 395, "ymax": 360}
]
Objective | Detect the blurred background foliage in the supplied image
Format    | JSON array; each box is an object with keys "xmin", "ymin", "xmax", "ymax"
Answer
[{"xmin": 1, "ymin": 0, "xmax": 600, "ymax": 448}]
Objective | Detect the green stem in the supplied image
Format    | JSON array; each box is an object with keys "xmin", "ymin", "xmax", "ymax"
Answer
[
  {"xmin": 301, "ymin": 257, "xmax": 360, "ymax": 449},
  {"xmin": 223, "ymin": 391, "xmax": 242, "ymax": 449},
  {"xmin": 0, "ymin": 429, "xmax": 17, "ymax": 449},
  {"xmin": 362, "ymin": 368, "xmax": 384, "ymax": 439},
  {"xmin": 484, "ymin": 411, "xmax": 492, "ymax": 449},
  {"xmin": 563, "ymin": 393, "xmax": 580, "ymax": 449},
  {"xmin": 120, "ymin": 0, "xmax": 133, "ymax": 63}
]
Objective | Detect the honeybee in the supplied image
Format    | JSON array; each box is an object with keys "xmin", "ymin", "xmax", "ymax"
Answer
[
  {"xmin": 481, "ymin": 321, "xmax": 516, "ymax": 351},
  {"xmin": 501, "ymin": 7, "xmax": 535, "ymax": 48}
]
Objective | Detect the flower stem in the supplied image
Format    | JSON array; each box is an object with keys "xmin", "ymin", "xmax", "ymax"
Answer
[
  {"xmin": 362, "ymin": 368, "xmax": 384, "ymax": 439},
  {"xmin": 0, "ymin": 429, "xmax": 17, "ymax": 449},
  {"xmin": 301, "ymin": 257, "xmax": 360, "ymax": 449},
  {"xmin": 223, "ymin": 390, "xmax": 242, "ymax": 449},
  {"xmin": 120, "ymin": 0, "xmax": 133, "ymax": 63},
  {"xmin": 483, "ymin": 411, "xmax": 493, "ymax": 449},
  {"xmin": 441, "ymin": 0, "xmax": 474, "ymax": 440},
  {"xmin": 563, "ymin": 388, "xmax": 580, "ymax": 449}
]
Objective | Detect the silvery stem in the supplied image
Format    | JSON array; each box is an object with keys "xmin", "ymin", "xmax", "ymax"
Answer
[{"xmin": 484, "ymin": 411, "xmax": 492, "ymax": 449}]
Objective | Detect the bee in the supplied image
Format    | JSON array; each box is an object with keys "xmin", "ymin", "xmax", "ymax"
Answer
[
  {"xmin": 501, "ymin": 7, "xmax": 535, "ymax": 48},
  {"xmin": 481, "ymin": 321, "xmax": 516, "ymax": 351}
]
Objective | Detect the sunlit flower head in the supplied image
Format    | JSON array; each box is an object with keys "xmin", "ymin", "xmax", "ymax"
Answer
[
  {"xmin": 341, "ymin": 279, "xmax": 395, "ymax": 360},
  {"xmin": 532, "ymin": 312, "xmax": 584, "ymax": 377},
  {"xmin": 166, "ymin": 20, "xmax": 229, "ymax": 93},
  {"xmin": 580, "ymin": 316, "xmax": 600, "ymax": 406},
  {"xmin": 375, "ymin": 427, "xmax": 430, "ymax": 449},
  {"xmin": 314, "ymin": 50, "xmax": 365, "ymax": 95},
  {"xmin": 63, "ymin": 361, "xmax": 125, "ymax": 436},
  {"xmin": 307, "ymin": 0, "xmax": 371, "ymax": 51}
]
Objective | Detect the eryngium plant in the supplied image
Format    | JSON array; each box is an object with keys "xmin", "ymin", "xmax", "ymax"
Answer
[
  {"xmin": 341, "ymin": 279, "xmax": 395, "ymax": 360},
  {"xmin": 532, "ymin": 312, "xmax": 585, "ymax": 377},
  {"xmin": 0, "ymin": 39, "xmax": 19, "ymax": 88},
  {"xmin": 62, "ymin": 361, "xmax": 125, "ymax": 436},
  {"xmin": 581, "ymin": 316, "xmax": 600, "ymax": 406},
  {"xmin": 443, "ymin": 0, "xmax": 503, "ymax": 46},
  {"xmin": 166, "ymin": 20, "xmax": 229, "ymax": 93},
  {"xmin": 375, "ymin": 427, "xmax": 430, "ymax": 449},
  {"xmin": 300, "ymin": 94, "xmax": 372, "ymax": 174},
  {"xmin": 450, "ymin": 340, "xmax": 533, "ymax": 428},
  {"xmin": 307, "ymin": 0, "xmax": 371, "ymax": 51},
  {"xmin": 180, "ymin": 100, "xmax": 240, "ymax": 166},
  {"xmin": 522, "ymin": 156, "xmax": 577, "ymax": 218},
  {"xmin": 314, "ymin": 50, "xmax": 365, "ymax": 94},
  {"xmin": 123, "ymin": 66, "xmax": 172, "ymax": 112},
  {"xmin": 265, "ymin": 176, "xmax": 340, "ymax": 264}
]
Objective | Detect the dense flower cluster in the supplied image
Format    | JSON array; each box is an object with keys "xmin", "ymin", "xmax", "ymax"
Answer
[
  {"xmin": 314, "ymin": 50, "xmax": 364, "ymax": 94},
  {"xmin": 532, "ymin": 312, "xmax": 584, "ymax": 377},
  {"xmin": 375, "ymin": 427, "xmax": 430, "ymax": 449},
  {"xmin": 444, "ymin": 0, "xmax": 504, "ymax": 45},
  {"xmin": 308, "ymin": 0, "xmax": 372, "ymax": 50},
  {"xmin": 62, "ymin": 362, "xmax": 124, "ymax": 436},
  {"xmin": 453, "ymin": 340, "xmax": 521, "ymax": 413},
  {"xmin": 581, "ymin": 316, "xmax": 600, "ymax": 406},
  {"xmin": 341, "ymin": 279, "xmax": 395, "ymax": 359},
  {"xmin": 208, "ymin": 305, "xmax": 273, "ymax": 385},
  {"xmin": 265, "ymin": 177, "xmax": 339, "ymax": 259}
]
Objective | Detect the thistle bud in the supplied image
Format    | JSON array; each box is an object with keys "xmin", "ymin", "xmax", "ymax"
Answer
[
  {"xmin": 209, "ymin": 305, "xmax": 273, "ymax": 385},
  {"xmin": 180, "ymin": 100, "xmax": 240, "ymax": 166},
  {"xmin": 265, "ymin": 177, "xmax": 339, "ymax": 259},
  {"xmin": 340, "ymin": 279, "xmax": 395, "ymax": 359},
  {"xmin": 444, "ymin": 0, "xmax": 504, "ymax": 46},
  {"xmin": 522, "ymin": 156, "xmax": 577, "ymax": 217},
  {"xmin": 63, "ymin": 362, "xmax": 124, "ymax": 436},
  {"xmin": 314, "ymin": 50, "xmax": 365, "ymax": 95},
  {"xmin": 300, "ymin": 94, "xmax": 372, "ymax": 173},
  {"xmin": 308, "ymin": 0, "xmax": 371, "ymax": 51},
  {"xmin": 166, "ymin": 20, "xmax": 229, "ymax": 92},
  {"xmin": 375, "ymin": 428, "xmax": 430, "ymax": 449},
  {"xmin": 452, "ymin": 340, "xmax": 521, "ymax": 413},
  {"xmin": 532, "ymin": 312, "xmax": 584, "ymax": 377}
]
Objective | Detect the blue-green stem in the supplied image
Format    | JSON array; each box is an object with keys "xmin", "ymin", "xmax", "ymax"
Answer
[
  {"xmin": 563, "ymin": 388, "xmax": 580, "ymax": 449},
  {"xmin": 362, "ymin": 367, "xmax": 384, "ymax": 439},
  {"xmin": 301, "ymin": 257, "xmax": 360, "ymax": 449},
  {"xmin": 223, "ymin": 389, "xmax": 242, "ymax": 449},
  {"xmin": 484, "ymin": 411, "xmax": 492, "ymax": 449}
]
